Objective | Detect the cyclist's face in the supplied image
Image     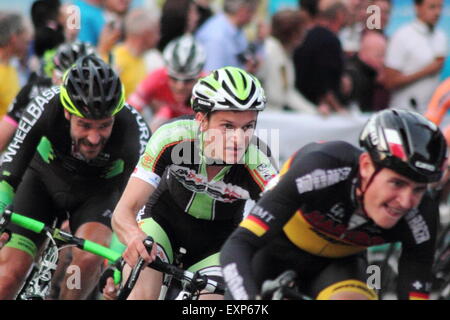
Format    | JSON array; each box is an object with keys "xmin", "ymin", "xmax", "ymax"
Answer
[
  {"xmin": 198, "ymin": 110, "xmax": 258, "ymax": 164},
  {"xmin": 360, "ymin": 154, "xmax": 428, "ymax": 229},
  {"xmin": 168, "ymin": 76, "xmax": 197, "ymax": 104},
  {"xmin": 65, "ymin": 111, "xmax": 115, "ymax": 160}
]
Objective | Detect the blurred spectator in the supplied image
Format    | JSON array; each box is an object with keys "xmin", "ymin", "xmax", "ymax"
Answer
[
  {"xmin": 424, "ymin": 76, "xmax": 450, "ymax": 145},
  {"xmin": 384, "ymin": 0, "xmax": 447, "ymax": 113},
  {"xmin": 367, "ymin": 0, "xmax": 391, "ymax": 34},
  {"xmin": 257, "ymin": 9, "xmax": 317, "ymax": 113},
  {"xmin": 195, "ymin": 0, "xmax": 214, "ymax": 29},
  {"xmin": 0, "ymin": 12, "xmax": 31, "ymax": 119},
  {"xmin": 59, "ymin": 2, "xmax": 81, "ymax": 41},
  {"xmin": 127, "ymin": 34, "xmax": 206, "ymax": 131},
  {"xmin": 343, "ymin": 30, "xmax": 387, "ymax": 112},
  {"xmin": 97, "ymin": 0, "xmax": 133, "ymax": 59},
  {"xmin": 366, "ymin": 0, "xmax": 392, "ymax": 111},
  {"xmin": 293, "ymin": 0, "xmax": 348, "ymax": 115},
  {"xmin": 112, "ymin": 8, "xmax": 160, "ymax": 99},
  {"xmin": 196, "ymin": 0, "xmax": 260, "ymax": 72},
  {"xmin": 298, "ymin": 0, "xmax": 320, "ymax": 30},
  {"xmin": 31, "ymin": 0, "xmax": 65, "ymax": 58},
  {"xmin": 339, "ymin": 0, "xmax": 368, "ymax": 56},
  {"xmin": 75, "ymin": 0, "xmax": 105, "ymax": 45},
  {"xmin": 158, "ymin": 0, "xmax": 201, "ymax": 52}
]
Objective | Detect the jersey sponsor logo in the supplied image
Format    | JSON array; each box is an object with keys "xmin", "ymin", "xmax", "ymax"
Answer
[
  {"xmin": 256, "ymin": 163, "xmax": 276, "ymax": 181},
  {"xmin": 404, "ymin": 210, "xmax": 430, "ymax": 244},
  {"xmin": 250, "ymin": 205, "xmax": 275, "ymax": 224},
  {"xmin": 141, "ymin": 152, "xmax": 154, "ymax": 169},
  {"xmin": 304, "ymin": 210, "xmax": 385, "ymax": 247},
  {"xmin": 1, "ymin": 87, "xmax": 60, "ymax": 163},
  {"xmin": 170, "ymin": 165, "xmax": 250, "ymax": 202},
  {"xmin": 295, "ymin": 167, "xmax": 352, "ymax": 194},
  {"xmin": 126, "ymin": 104, "xmax": 151, "ymax": 155},
  {"xmin": 222, "ymin": 263, "xmax": 249, "ymax": 300}
]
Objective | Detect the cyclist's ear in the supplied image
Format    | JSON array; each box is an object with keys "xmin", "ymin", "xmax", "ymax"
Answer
[{"xmin": 359, "ymin": 152, "xmax": 376, "ymax": 180}]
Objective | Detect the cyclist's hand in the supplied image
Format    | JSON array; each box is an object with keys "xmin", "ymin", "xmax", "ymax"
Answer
[
  {"xmin": 0, "ymin": 232, "xmax": 9, "ymax": 249},
  {"xmin": 123, "ymin": 230, "xmax": 157, "ymax": 267},
  {"xmin": 102, "ymin": 277, "xmax": 118, "ymax": 300}
]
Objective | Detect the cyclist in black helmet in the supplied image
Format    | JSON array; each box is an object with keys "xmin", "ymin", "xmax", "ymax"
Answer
[
  {"xmin": 220, "ymin": 109, "xmax": 447, "ymax": 300},
  {"xmin": 0, "ymin": 55, "xmax": 151, "ymax": 300},
  {"xmin": 0, "ymin": 41, "xmax": 98, "ymax": 152}
]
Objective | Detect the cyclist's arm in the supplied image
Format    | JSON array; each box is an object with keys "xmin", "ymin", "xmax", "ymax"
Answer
[
  {"xmin": 0, "ymin": 117, "xmax": 17, "ymax": 152},
  {"xmin": 112, "ymin": 176, "xmax": 155, "ymax": 246},
  {"xmin": 127, "ymin": 69, "xmax": 164, "ymax": 113}
]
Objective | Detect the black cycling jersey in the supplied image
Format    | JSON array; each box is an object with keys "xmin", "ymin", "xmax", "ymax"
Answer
[
  {"xmin": 0, "ymin": 86, "xmax": 151, "ymax": 253},
  {"xmin": 5, "ymin": 72, "xmax": 53, "ymax": 125},
  {"xmin": 220, "ymin": 141, "xmax": 438, "ymax": 300}
]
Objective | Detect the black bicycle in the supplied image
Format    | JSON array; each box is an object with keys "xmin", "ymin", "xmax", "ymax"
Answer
[
  {"xmin": 111, "ymin": 236, "xmax": 226, "ymax": 300},
  {"xmin": 0, "ymin": 208, "xmax": 122, "ymax": 300}
]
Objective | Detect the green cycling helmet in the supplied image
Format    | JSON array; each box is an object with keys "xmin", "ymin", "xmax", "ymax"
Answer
[{"xmin": 191, "ymin": 66, "xmax": 266, "ymax": 113}]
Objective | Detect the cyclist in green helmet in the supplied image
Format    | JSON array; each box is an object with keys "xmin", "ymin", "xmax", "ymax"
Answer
[{"xmin": 109, "ymin": 66, "xmax": 277, "ymax": 300}]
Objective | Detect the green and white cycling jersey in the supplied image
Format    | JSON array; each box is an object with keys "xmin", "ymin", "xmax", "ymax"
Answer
[{"xmin": 132, "ymin": 117, "xmax": 277, "ymax": 222}]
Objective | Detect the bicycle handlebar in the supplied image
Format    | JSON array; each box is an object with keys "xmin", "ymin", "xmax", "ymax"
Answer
[
  {"xmin": 116, "ymin": 236, "xmax": 225, "ymax": 300},
  {"xmin": 260, "ymin": 270, "xmax": 311, "ymax": 300}
]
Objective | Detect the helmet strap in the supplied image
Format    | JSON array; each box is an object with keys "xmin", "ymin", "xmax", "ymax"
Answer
[{"xmin": 356, "ymin": 163, "xmax": 382, "ymax": 218}]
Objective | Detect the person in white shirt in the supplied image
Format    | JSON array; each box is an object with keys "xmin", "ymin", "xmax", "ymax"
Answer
[
  {"xmin": 257, "ymin": 9, "xmax": 317, "ymax": 113},
  {"xmin": 384, "ymin": 0, "xmax": 447, "ymax": 113}
]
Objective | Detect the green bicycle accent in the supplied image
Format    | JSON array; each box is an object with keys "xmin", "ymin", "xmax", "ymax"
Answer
[{"xmin": 11, "ymin": 213, "xmax": 45, "ymax": 233}]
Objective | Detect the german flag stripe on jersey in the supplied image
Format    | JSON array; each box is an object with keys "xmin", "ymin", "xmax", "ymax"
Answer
[
  {"xmin": 240, "ymin": 215, "xmax": 269, "ymax": 237},
  {"xmin": 409, "ymin": 292, "xmax": 429, "ymax": 300}
]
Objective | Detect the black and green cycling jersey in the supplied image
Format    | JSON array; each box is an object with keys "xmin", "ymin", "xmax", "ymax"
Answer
[{"xmin": 132, "ymin": 118, "xmax": 277, "ymax": 222}]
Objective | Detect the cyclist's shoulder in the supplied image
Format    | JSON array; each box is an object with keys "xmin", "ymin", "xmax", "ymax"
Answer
[
  {"xmin": 294, "ymin": 140, "xmax": 361, "ymax": 163},
  {"xmin": 141, "ymin": 68, "xmax": 169, "ymax": 87},
  {"xmin": 148, "ymin": 117, "xmax": 198, "ymax": 149}
]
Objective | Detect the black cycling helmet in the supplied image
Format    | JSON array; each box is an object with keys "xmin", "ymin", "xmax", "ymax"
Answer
[
  {"xmin": 60, "ymin": 55, "xmax": 125, "ymax": 119},
  {"xmin": 53, "ymin": 41, "xmax": 97, "ymax": 73},
  {"xmin": 359, "ymin": 109, "xmax": 447, "ymax": 183}
]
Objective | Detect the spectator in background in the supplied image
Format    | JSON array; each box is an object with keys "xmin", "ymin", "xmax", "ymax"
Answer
[
  {"xmin": 368, "ymin": 0, "xmax": 391, "ymax": 35},
  {"xmin": 196, "ymin": 0, "xmax": 260, "ymax": 73},
  {"xmin": 257, "ymin": 9, "xmax": 317, "ymax": 113},
  {"xmin": 364, "ymin": 0, "xmax": 392, "ymax": 111},
  {"xmin": 195, "ymin": 0, "xmax": 214, "ymax": 29},
  {"xmin": 339, "ymin": 0, "xmax": 368, "ymax": 56},
  {"xmin": 384, "ymin": 0, "xmax": 447, "ymax": 113},
  {"xmin": 127, "ymin": 34, "xmax": 206, "ymax": 131},
  {"xmin": 424, "ymin": 76, "xmax": 450, "ymax": 145},
  {"xmin": 0, "ymin": 12, "xmax": 31, "ymax": 119},
  {"xmin": 96, "ymin": 0, "xmax": 133, "ymax": 61},
  {"xmin": 293, "ymin": 0, "xmax": 348, "ymax": 115},
  {"xmin": 31, "ymin": 0, "xmax": 65, "ymax": 58},
  {"xmin": 343, "ymin": 30, "xmax": 387, "ymax": 112},
  {"xmin": 75, "ymin": 0, "xmax": 105, "ymax": 45},
  {"xmin": 158, "ymin": 0, "xmax": 201, "ymax": 52},
  {"xmin": 298, "ymin": 0, "xmax": 320, "ymax": 30},
  {"xmin": 59, "ymin": 2, "xmax": 81, "ymax": 42},
  {"xmin": 111, "ymin": 9, "xmax": 160, "ymax": 99}
]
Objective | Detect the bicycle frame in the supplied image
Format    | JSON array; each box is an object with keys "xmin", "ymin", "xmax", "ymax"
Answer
[{"xmin": 0, "ymin": 209, "xmax": 123, "ymax": 299}]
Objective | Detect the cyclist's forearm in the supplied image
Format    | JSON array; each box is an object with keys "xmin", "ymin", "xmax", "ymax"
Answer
[{"xmin": 112, "ymin": 177, "xmax": 155, "ymax": 245}]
